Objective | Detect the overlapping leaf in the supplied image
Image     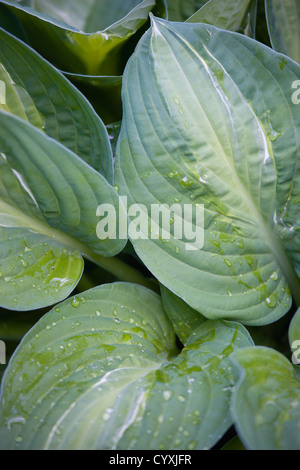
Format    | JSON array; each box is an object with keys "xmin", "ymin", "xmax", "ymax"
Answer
[
  {"xmin": 187, "ymin": 0, "xmax": 252, "ymax": 31},
  {"xmin": 0, "ymin": 282, "xmax": 252, "ymax": 449},
  {"xmin": 0, "ymin": 28, "xmax": 112, "ymax": 179},
  {"xmin": 115, "ymin": 17, "xmax": 300, "ymax": 326},
  {"xmin": 0, "ymin": 112, "xmax": 126, "ymax": 310},
  {"xmin": 231, "ymin": 346, "xmax": 300, "ymax": 449},
  {"xmin": 0, "ymin": 0, "xmax": 156, "ymax": 75},
  {"xmin": 265, "ymin": 0, "xmax": 300, "ymax": 63}
]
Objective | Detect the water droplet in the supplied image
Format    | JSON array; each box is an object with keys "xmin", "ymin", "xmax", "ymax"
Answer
[
  {"xmin": 163, "ymin": 390, "xmax": 172, "ymax": 401},
  {"xmin": 113, "ymin": 318, "xmax": 120, "ymax": 324},
  {"xmin": 122, "ymin": 333, "xmax": 131, "ymax": 342},
  {"xmin": 177, "ymin": 395, "xmax": 185, "ymax": 402},
  {"xmin": 224, "ymin": 259, "xmax": 232, "ymax": 267},
  {"xmin": 71, "ymin": 297, "xmax": 80, "ymax": 308},
  {"xmin": 265, "ymin": 297, "xmax": 276, "ymax": 308},
  {"xmin": 113, "ymin": 185, "xmax": 120, "ymax": 192}
]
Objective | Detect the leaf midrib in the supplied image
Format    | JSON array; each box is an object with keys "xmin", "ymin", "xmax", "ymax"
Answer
[{"xmin": 151, "ymin": 21, "xmax": 300, "ymax": 306}]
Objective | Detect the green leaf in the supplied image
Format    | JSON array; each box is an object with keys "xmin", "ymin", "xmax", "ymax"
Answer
[
  {"xmin": 0, "ymin": 112, "xmax": 127, "ymax": 310},
  {"xmin": 265, "ymin": 0, "xmax": 300, "ymax": 63},
  {"xmin": 0, "ymin": 27, "xmax": 113, "ymax": 180},
  {"xmin": 0, "ymin": 0, "xmax": 156, "ymax": 75},
  {"xmin": 187, "ymin": 0, "xmax": 252, "ymax": 31},
  {"xmin": 0, "ymin": 282, "xmax": 252, "ymax": 450},
  {"xmin": 0, "ymin": 228, "xmax": 84, "ymax": 311},
  {"xmin": 231, "ymin": 346, "xmax": 300, "ymax": 450},
  {"xmin": 165, "ymin": 0, "xmax": 207, "ymax": 21},
  {"xmin": 115, "ymin": 17, "xmax": 300, "ymax": 326},
  {"xmin": 160, "ymin": 285, "xmax": 205, "ymax": 345}
]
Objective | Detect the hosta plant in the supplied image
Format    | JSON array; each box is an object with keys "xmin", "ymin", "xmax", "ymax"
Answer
[{"xmin": 0, "ymin": 0, "xmax": 300, "ymax": 451}]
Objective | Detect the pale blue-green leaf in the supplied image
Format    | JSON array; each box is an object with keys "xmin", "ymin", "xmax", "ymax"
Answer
[
  {"xmin": 0, "ymin": 112, "xmax": 127, "ymax": 309},
  {"xmin": 115, "ymin": 17, "xmax": 300, "ymax": 326},
  {"xmin": 0, "ymin": 28, "xmax": 112, "ymax": 179},
  {"xmin": 0, "ymin": 0, "xmax": 156, "ymax": 75},
  {"xmin": 265, "ymin": 0, "xmax": 300, "ymax": 63},
  {"xmin": 0, "ymin": 282, "xmax": 252, "ymax": 449},
  {"xmin": 0, "ymin": 228, "xmax": 83, "ymax": 310},
  {"xmin": 231, "ymin": 346, "xmax": 300, "ymax": 450}
]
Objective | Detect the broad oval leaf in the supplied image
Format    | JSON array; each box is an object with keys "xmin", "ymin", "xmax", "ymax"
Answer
[
  {"xmin": 0, "ymin": 112, "xmax": 126, "ymax": 310},
  {"xmin": 115, "ymin": 17, "xmax": 300, "ymax": 326},
  {"xmin": 0, "ymin": 282, "xmax": 252, "ymax": 450},
  {"xmin": 0, "ymin": 0, "xmax": 156, "ymax": 75},
  {"xmin": 231, "ymin": 346, "xmax": 300, "ymax": 450},
  {"xmin": 265, "ymin": 0, "xmax": 300, "ymax": 63},
  {"xmin": 0, "ymin": 228, "xmax": 83, "ymax": 311},
  {"xmin": 0, "ymin": 28, "xmax": 113, "ymax": 179}
]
